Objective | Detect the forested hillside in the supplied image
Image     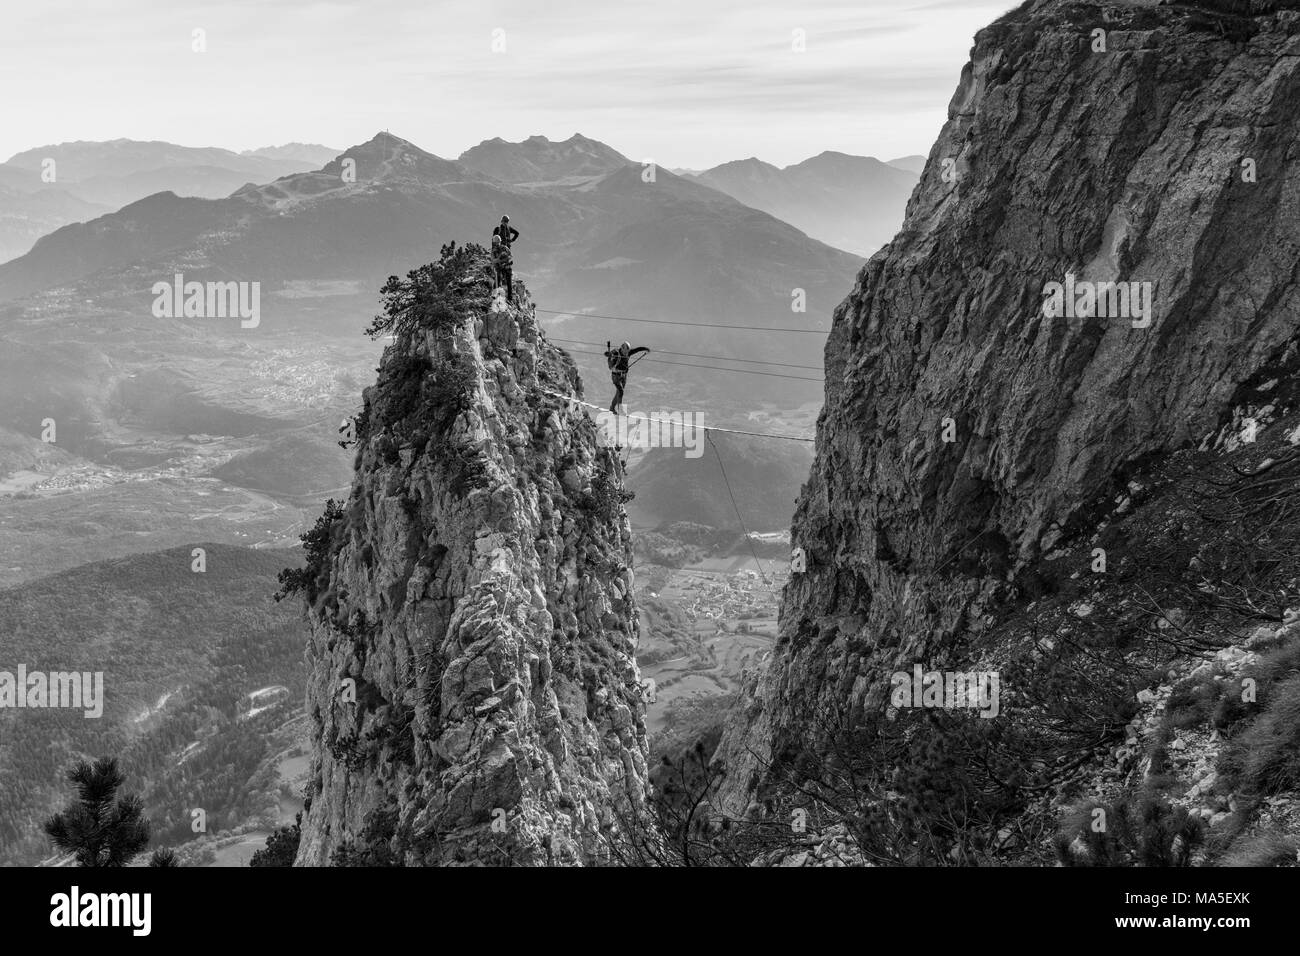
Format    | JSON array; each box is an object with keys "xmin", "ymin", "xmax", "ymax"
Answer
[{"xmin": 0, "ymin": 544, "xmax": 305, "ymax": 863}]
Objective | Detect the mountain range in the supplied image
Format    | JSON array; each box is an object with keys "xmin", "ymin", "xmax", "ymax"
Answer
[
  {"xmin": 458, "ymin": 132, "xmax": 631, "ymax": 183},
  {"xmin": 685, "ymin": 151, "xmax": 919, "ymax": 256},
  {"xmin": 0, "ymin": 140, "xmax": 338, "ymax": 263},
  {"xmin": 0, "ymin": 132, "xmax": 859, "ymax": 419},
  {"xmin": 0, "ymin": 182, "xmax": 109, "ymax": 265},
  {"xmin": 885, "ymin": 154, "xmax": 926, "ymax": 174}
]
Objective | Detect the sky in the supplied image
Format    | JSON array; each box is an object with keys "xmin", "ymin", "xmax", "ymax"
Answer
[{"xmin": 1, "ymin": 0, "xmax": 1015, "ymax": 169}]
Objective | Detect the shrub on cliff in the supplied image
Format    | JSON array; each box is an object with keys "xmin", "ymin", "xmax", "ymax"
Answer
[
  {"xmin": 607, "ymin": 736, "xmax": 771, "ymax": 867},
  {"xmin": 366, "ymin": 241, "xmax": 491, "ymax": 342},
  {"xmin": 1219, "ymin": 829, "xmax": 1299, "ymax": 867},
  {"xmin": 250, "ymin": 813, "xmax": 302, "ymax": 867},
  {"xmin": 329, "ymin": 808, "xmax": 399, "ymax": 866},
  {"xmin": 1219, "ymin": 673, "xmax": 1300, "ymax": 796},
  {"xmin": 1055, "ymin": 788, "xmax": 1204, "ymax": 867},
  {"xmin": 275, "ymin": 498, "xmax": 345, "ymax": 603},
  {"xmin": 583, "ymin": 464, "xmax": 633, "ymax": 524},
  {"xmin": 773, "ymin": 706, "xmax": 1016, "ymax": 865}
]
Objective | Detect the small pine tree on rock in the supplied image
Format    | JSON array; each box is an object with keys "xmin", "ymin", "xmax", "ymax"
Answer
[
  {"xmin": 42, "ymin": 757, "xmax": 152, "ymax": 867},
  {"xmin": 250, "ymin": 813, "xmax": 302, "ymax": 867}
]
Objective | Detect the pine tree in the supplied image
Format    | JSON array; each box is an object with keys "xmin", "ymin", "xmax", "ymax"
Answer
[
  {"xmin": 250, "ymin": 812, "xmax": 302, "ymax": 867},
  {"xmin": 42, "ymin": 757, "xmax": 151, "ymax": 867}
]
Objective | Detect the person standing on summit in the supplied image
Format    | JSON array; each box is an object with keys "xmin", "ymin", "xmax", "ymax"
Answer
[
  {"xmin": 489, "ymin": 215, "xmax": 519, "ymax": 304},
  {"xmin": 490, "ymin": 234, "xmax": 514, "ymax": 304},
  {"xmin": 492, "ymin": 215, "xmax": 519, "ymax": 247}
]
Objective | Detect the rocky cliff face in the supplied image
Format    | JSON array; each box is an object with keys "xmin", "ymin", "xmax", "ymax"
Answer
[
  {"xmin": 717, "ymin": 0, "xmax": 1300, "ymax": 834},
  {"xmin": 295, "ymin": 279, "xmax": 647, "ymax": 866}
]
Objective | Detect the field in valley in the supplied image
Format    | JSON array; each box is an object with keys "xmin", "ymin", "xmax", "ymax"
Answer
[{"xmin": 637, "ymin": 558, "xmax": 785, "ymax": 738}]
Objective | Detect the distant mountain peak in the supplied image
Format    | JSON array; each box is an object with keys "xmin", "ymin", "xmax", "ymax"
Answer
[
  {"xmin": 244, "ymin": 141, "xmax": 333, "ymax": 151},
  {"xmin": 458, "ymin": 133, "xmax": 630, "ymax": 184},
  {"xmin": 886, "ymin": 154, "xmax": 927, "ymax": 174},
  {"xmin": 357, "ymin": 130, "xmax": 420, "ymax": 152},
  {"xmin": 712, "ymin": 157, "xmax": 780, "ymax": 173},
  {"xmin": 792, "ymin": 150, "xmax": 887, "ymax": 171},
  {"xmin": 519, "ymin": 133, "xmax": 597, "ymax": 145},
  {"xmin": 241, "ymin": 143, "xmax": 339, "ymax": 166},
  {"xmin": 0, "ymin": 139, "xmax": 330, "ymax": 213},
  {"xmin": 691, "ymin": 148, "xmax": 917, "ymax": 255},
  {"xmin": 314, "ymin": 132, "xmax": 463, "ymax": 183}
]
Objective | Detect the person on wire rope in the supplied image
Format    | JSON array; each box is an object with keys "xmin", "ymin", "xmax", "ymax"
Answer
[{"xmin": 604, "ymin": 340, "xmax": 649, "ymax": 414}]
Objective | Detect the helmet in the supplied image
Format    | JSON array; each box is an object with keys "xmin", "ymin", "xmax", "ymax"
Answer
[
  {"xmin": 620, "ymin": 341, "xmax": 631, "ymax": 352},
  {"xmin": 501, "ymin": 215, "xmax": 510, "ymax": 222}
]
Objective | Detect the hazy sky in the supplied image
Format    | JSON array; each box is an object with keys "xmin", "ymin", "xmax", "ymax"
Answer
[{"xmin": 2, "ymin": 0, "xmax": 1013, "ymax": 168}]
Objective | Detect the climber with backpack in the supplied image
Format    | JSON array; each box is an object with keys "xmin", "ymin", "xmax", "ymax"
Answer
[
  {"xmin": 490, "ymin": 234, "xmax": 513, "ymax": 303},
  {"xmin": 492, "ymin": 214, "xmax": 519, "ymax": 248},
  {"xmin": 604, "ymin": 340, "xmax": 649, "ymax": 414}
]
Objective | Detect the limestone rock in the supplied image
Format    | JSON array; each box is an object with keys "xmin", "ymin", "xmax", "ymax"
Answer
[
  {"xmin": 716, "ymin": 0, "xmax": 1300, "ymax": 817},
  {"xmin": 295, "ymin": 283, "xmax": 647, "ymax": 866}
]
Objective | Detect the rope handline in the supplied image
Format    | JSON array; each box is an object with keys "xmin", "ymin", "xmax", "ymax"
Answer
[
  {"xmin": 707, "ymin": 429, "xmax": 771, "ymax": 584},
  {"xmin": 537, "ymin": 388, "xmax": 815, "ymax": 443},
  {"xmin": 536, "ymin": 307, "xmax": 829, "ymax": 335},
  {"xmin": 561, "ymin": 346, "xmax": 823, "ymax": 383},
  {"xmin": 539, "ymin": 386, "xmax": 790, "ymax": 585},
  {"xmin": 547, "ymin": 336, "xmax": 823, "ymax": 371}
]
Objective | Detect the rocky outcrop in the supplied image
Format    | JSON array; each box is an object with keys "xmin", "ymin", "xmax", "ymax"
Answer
[
  {"xmin": 295, "ymin": 280, "xmax": 648, "ymax": 865},
  {"xmin": 717, "ymin": 0, "xmax": 1300, "ymax": 820}
]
